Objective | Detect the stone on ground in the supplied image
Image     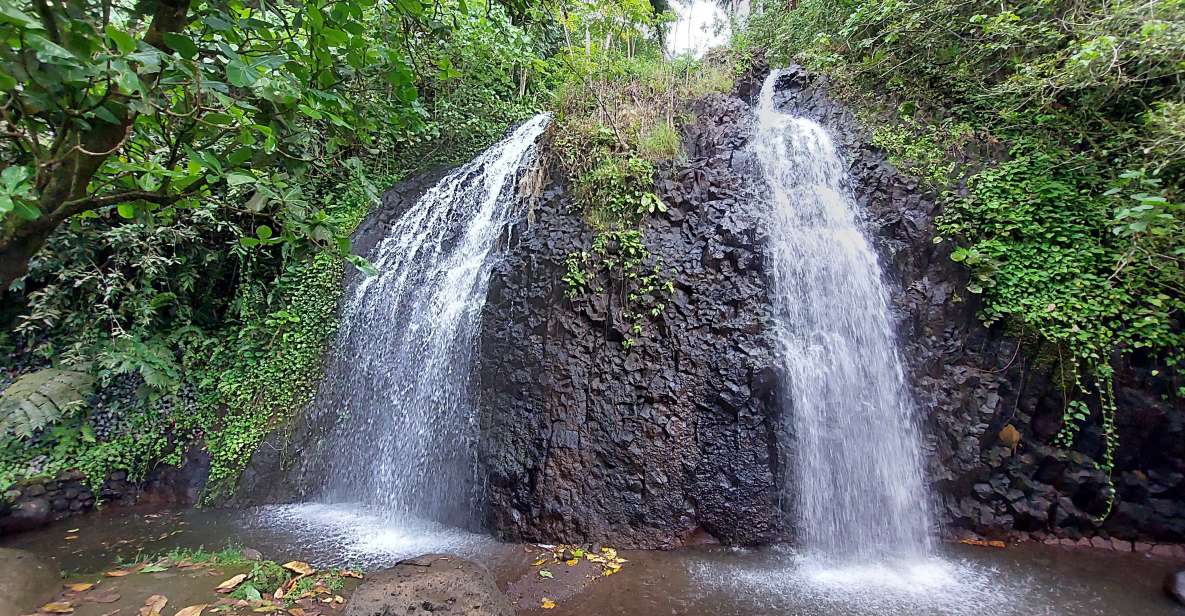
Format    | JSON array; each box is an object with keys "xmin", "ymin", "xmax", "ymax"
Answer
[
  {"xmin": 1166, "ymin": 570, "xmax": 1185, "ymax": 606},
  {"xmin": 0, "ymin": 547, "xmax": 60, "ymax": 616},
  {"xmin": 344, "ymin": 554, "xmax": 513, "ymax": 616}
]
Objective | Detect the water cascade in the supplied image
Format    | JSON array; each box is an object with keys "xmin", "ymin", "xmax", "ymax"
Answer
[
  {"xmin": 754, "ymin": 71, "xmax": 932, "ymax": 561},
  {"xmin": 307, "ymin": 113, "xmax": 550, "ymax": 528}
]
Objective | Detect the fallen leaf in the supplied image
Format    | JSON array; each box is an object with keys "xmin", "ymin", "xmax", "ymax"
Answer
[
  {"xmin": 65, "ymin": 583, "xmax": 94, "ymax": 592},
  {"xmin": 252, "ymin": 606, "xmax": 279, "ymax": 613},
  {"xmin": 959, "ymin": 538, "xmax": 1006, "ymax": 549},
  {"xmin": 339, "ymin": 570, "xmax": 363, "ymax": 579},
  {"xmin": 174, "ymin": 605, "xmax": 207, "ymax": 616},
  {"xmin": 565, "ymin": 558, "xmax": 578, "ymax": 567},
  {"xmin": 332, "ymin": 597, "xmax": 343, "ymax": 605},
  {"xmin": 215, "ymin": 574, "xmax": 248, "ymax": 593},
  {"xmin": 282, "ymin": 561, "xmax": 315, "ymax": 576},
  {"xmin": 531, "ymin": 558, "xmax": 547, "ymax": 566},
  {"xmin": 40, "ymin": 602, "xmax": 75, "ymax": 614},
  {"xmin": 105, "ymin": 570, "xmax": 134, "ymax": 577},
  {"xmin": 139, "ymin": 595, "xmax": 168, "ymax": 616},
  {"xmin": 82, "ymin": 590, "xmax": 122, "ymax": 604},
  {"xmin": 540, "ymin": 598, "xmax": 556, "ymax": 609},
  {"xmin": 538, "ymin": 569, "xmax": 553, "ymax": 579},
  {"xmin": 287, "ymin": 609, "xmax": 307, "ymax": 616},
  {"xmin": 140, "ymin": 563, "xmax": 170, "ymax": 573},
  {"xmin": 65, "ymin": 535, "xmax": 80, "ymax": 541},
  {"xmin": 601, "ymin": 548, "xmax": 617, "ymax": 560}
]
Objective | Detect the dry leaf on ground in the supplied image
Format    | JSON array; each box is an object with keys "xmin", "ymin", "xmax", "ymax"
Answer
[
  {"xmin": 40, "ymin": 602, "xmax": 75, "ymax": 614},
  {"xmin": 139, "ymin": 595, "xmax": 168, "ymax": 616},
  {"xmin": 215, "ymin": 574, "xmax": 248, "ymax": 593},
  {"xmin": 65, "ymin": 583, "xmax": 94, "ymax": 592},
  {"xmin": 540, "ymin": 598, "xmax": 556, "ymax": 609},
  {"xmin": 105, "ymin": 570, "xmax": 134, "ymax": 578},
  {"xmin": 281, "ymin": 562, "xmax": 315, "ymax": 576},
  {"xmin": 82, "ymin": 590, "xmax": 122, "ymax": 604},
  {"xmin": 339, "ymin": 571, "xmax": 363, "ymax": 579},
  {"xmin": 174, "ymin": 605, "xmax": 207, "ymax": 616}
]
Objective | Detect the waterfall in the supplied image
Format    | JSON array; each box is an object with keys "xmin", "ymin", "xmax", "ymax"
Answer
[
  {"xmin": 309, "ymin": 113, "xmax": 550, "ymax": 527},
  {"xmin": 755, "ymin": 72, "xmax": 932, "ymax": 560}
]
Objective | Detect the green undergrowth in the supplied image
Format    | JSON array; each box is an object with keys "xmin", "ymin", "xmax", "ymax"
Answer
[
  {"xmin": 736, "ymin": 0, "xmax": 1185, "ymax": 513},
  {"xmin": 554, "ymin": 54, "xmax": 733, "ymax": 348}
]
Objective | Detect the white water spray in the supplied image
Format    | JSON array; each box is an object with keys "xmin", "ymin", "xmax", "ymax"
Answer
[
  {"xmin": 754, "ymin": 71, "xmax": 932, "ymax": 561},
  {"xmin": 308, "ymin": 114, "xmax": 550, "ymax": 527}
]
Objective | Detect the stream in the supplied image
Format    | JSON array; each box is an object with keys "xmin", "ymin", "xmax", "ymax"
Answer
[{"xmin": 4, "ymin": 506, "xmax": 1182, "ymax": 615}]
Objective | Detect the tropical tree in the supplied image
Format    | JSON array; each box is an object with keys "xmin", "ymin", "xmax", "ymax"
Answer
[{"xmin": 0, "ymin": 0, "xmax": 428, "ymax": 290}]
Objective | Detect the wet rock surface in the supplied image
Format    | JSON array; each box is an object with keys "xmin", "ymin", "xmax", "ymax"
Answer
[
  {"xmin": 764, "ymin": 65, "xmax": 1185, "ymax": 543},
  {"xmin": 1166, "ymin": 570, "xmax": 1185, "ymax": 607},
  {"xmin": 478, "ymin": 94, "xmax": 784, "ymax": 548},
  {"xmin": 0, "ymin": 547, "xmax": 59, "ymax": 616},
  {"xmin": 1, "ymin": 448, "xmax": 208, "ymax": 535},
  {"xmin": 345, "ymin": 554, "xmax": 513, "ymax": 616}
]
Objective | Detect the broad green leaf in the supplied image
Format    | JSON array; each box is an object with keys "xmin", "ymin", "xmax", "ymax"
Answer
[
  {"xmin": 162, "ymin": 33, "xmax": 199, "ymax": 59},
  {"xmin": 105, "ymin": 25, "xmax": 136, "ymax": 54},
  {"xmin": 117, "ymin": 203, "xmax": 136, "ymax": 219},
  {"xmin": 226, "ymin": 59, "xmax": 259, "ymax": 87},
  {"xmin": 12, "ymin": 201, "xmax": 40, "ymax": 220},
  {"xmin": 226, "ymin": 172, "xmax": 256, "ymax": 186}
]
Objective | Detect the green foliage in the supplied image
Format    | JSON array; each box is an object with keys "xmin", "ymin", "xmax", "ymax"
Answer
[
  {"xmin": 0, "ymin": 368, "xmax": 94, "ymax": 440},
  {"xmin": 549, "ymin": 47, "xmax": 731, "ymax": 350},
  {"xmin": 0, "ymin": 0, "xmax": 432, "ymax": 288},
  {"xmin": 738, "ymin": 0, "xmax": 1185, "ymax": 506}
]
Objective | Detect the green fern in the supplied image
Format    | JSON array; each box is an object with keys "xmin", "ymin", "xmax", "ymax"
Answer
[{"xmin": 0, "ymin": 368, "xmax": 95, "ymax": 440}]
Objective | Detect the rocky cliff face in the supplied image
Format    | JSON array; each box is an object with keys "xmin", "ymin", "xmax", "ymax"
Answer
[
  {"xmin": 762, "ymin": 67, "xmax": 1185, "ymax": 544},
  {"xmin": 238, "ymin": 68, "xmax": 1182, "ymax": 549},
  {"xmin": 476, "ymin": 95, "xmax": 786, "ymax": 549}
]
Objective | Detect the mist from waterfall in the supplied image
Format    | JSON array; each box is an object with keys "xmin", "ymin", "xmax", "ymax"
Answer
[
  {"xmin": 754, "ymin": 71, "xmax": 932, "ymax": 561},
  {"xmin": 304, "ymin": 113, "xmax": 550, "ymax": 529}
]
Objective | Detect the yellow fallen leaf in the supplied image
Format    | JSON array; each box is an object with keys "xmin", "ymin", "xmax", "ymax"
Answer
[
  {"xmin": 601, "ymin": 548, "xmax": 617, "ymax": 560},
  {"xmin": 252, "ymin": 606, "xmax": 280, "ymax": 613},
  {"xmin": 282, "ymin": 561, "xmax": 315, "ymax": 576},
  {"xmin": 41, "ymin": 602, "xmax": 75, "ymax": 613},
  {"xmin": 332, "ymin": 596, "xmax": 343, "ymax": 605},
  {"xmin": 215, "ymin": 574, "xmax": 248, "ymax": 593},
  {"xmin": 340, "ymin": 570, "xmax": 363, "ymax": 579},
  {"xmin": 540, "ymin": 598, "xmax": 556, "ymax": 609},
  {"xmin": 531, "ymin": 559, "xmax": 547, "ymax": 566},
  {"xmin": 174, "ymin": 605, "xmax": 207, "ymax": 616},
  {"xmin": 959, "ymin": 538, "xmax": 1006, "ymax": 549},
  {"xmin": 65, "ymin": 583, "xmax": 95, "ymax": 592},
  {"xmin": 67, "ymin": 528, "xmax": 80, "ymax": 533},
  {"xmin": 287, "ymin": 609, "xmax": 307, "ymax": 616},
  {"xmin": 139, "ymin": 595, "xmax": 168, "ymax": 616},
  {"xmin": 105, "ymin": 570, "xmax": 133, "ymax": 577},
  {"xmin": 565, "ymin": 558, "xmax": 578, "ymax": 567},
  {"xmin": 65, "ymin": 535, "xmax": 80, "ymax": 541}
]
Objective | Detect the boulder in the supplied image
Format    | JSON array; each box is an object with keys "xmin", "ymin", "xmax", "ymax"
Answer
[
  {"xmin": 1166, "ymin": 570, "xmax": 1185, "ymax": 607},
  {"xmin": 344, "ymin": 554, "xmax": 513, "ymax": 616},
  {"xmin": 0, "ymin": 548, "xmax": 59, "ymax": 616},
  {"xmin": 0, "ymin": 497, "xmax": 52, "ymax": 533}
]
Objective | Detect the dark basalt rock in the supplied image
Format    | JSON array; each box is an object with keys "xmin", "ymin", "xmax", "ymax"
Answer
[
  {"xmin": 477, "ymin": 93, "xmax": 785, "ymax": 548},
  {"xmin": 344, "ymin": 554, "xmax": 513, "ymax": 616}
]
